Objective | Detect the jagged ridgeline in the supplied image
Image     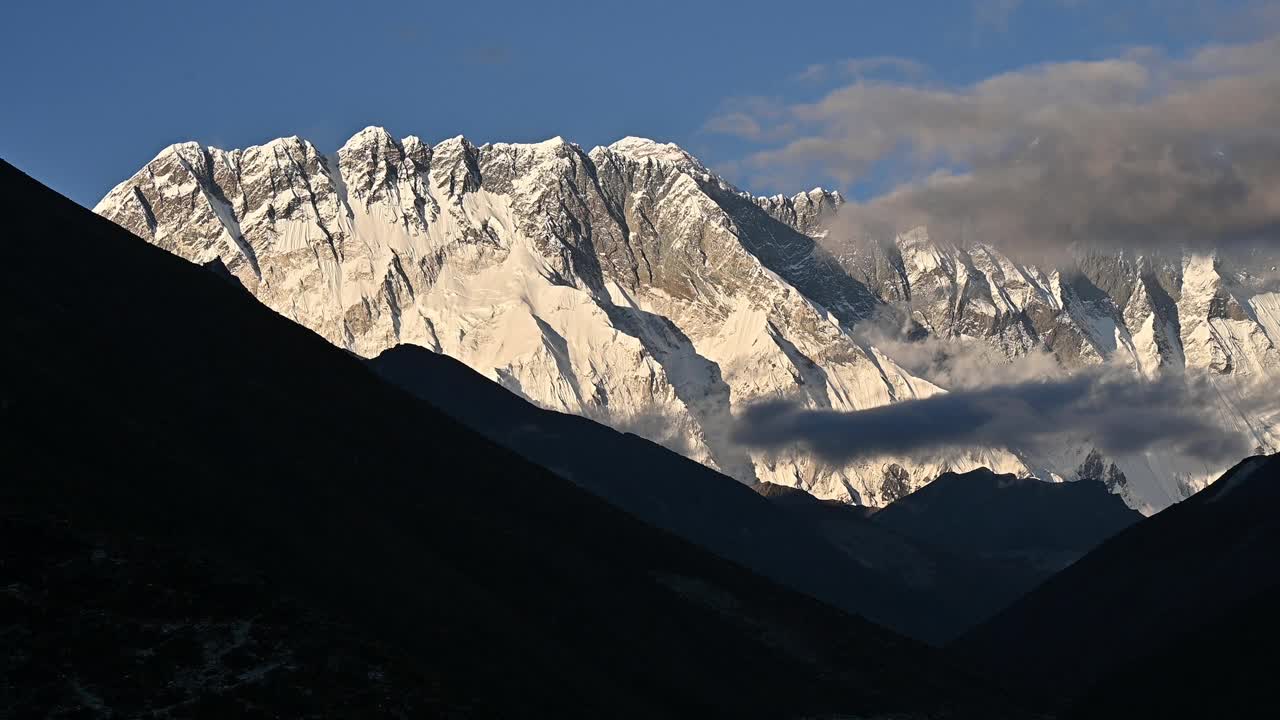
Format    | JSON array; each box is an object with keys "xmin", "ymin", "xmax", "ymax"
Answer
[{"xmin": 96, "ymin": 128, "xmax": 1280, "ymax": 511}]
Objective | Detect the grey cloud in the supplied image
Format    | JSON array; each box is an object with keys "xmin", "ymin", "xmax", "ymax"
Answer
[
  {"xmin": 710, "ymin": 34, "xmax": 1280, "ymax": 257},
  {"xmin": 702, "ymin": 96, "xmax": 797, "ymax": 143},
  {"xmin": 732, "ymin": 368, "xmax": 1255, "ymax": 466},
  {"xmin": 703, "ymin": 112, "xmax": 765, "ymax": 140}
]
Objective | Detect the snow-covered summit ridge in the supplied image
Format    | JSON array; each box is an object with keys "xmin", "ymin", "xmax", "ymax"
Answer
[{"xmin": 605, "ymin": 136, "xmax": 709, "ymax": 172}]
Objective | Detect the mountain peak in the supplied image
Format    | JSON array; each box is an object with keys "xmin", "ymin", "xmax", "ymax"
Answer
[
  {"xmin": 158, "ymin": 139, "xmax": 204, "ymax": 156},
  {"xmin": 807, "ymin": 187, "xmax": 842, "ymax": 203},
  {"xmin": 132, "ymin": 141, "xmax": 208, "ymax": 172},
  {"xmin": 606, "ymin": 136, "xmax": 705, "ymax": 170},
  {"xmin": 339, "ymin": 126, "xmax": 398, "ymax": 152}
]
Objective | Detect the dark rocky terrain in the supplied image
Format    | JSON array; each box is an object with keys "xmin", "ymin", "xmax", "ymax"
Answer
[{"xmin": 1, "ymin": 513, "xmax": 463, "ymax": 718}]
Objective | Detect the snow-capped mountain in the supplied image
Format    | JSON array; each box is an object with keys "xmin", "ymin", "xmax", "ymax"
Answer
[
  {"xmin": 94, "ymin": 127, "xmax": 1279, "ymax": 511},
  {"xmin": 833, "ymin": 227, "xmax": 1280, "ymax": 507}
]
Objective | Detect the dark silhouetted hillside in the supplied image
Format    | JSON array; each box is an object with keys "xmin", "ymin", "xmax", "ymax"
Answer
[
  {"xmin": 956, "ymin": 455, "xmax": 1280, "ymax": 711},
  {"xmin": 0, "ymin": 158, "xmax": 1020, "ymax": 718},
  {"xmin": 751, "ymin": 470, "xmax": 1139, "ymax": 644}
]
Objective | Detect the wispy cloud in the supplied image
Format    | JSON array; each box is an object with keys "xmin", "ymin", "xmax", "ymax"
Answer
[
  {"xmin": 974, "ymin": 0, "xmax": 1024, "ymax": 34},
  {"xmin": 793, "ymin": 56, "xmax": 928, "ymax": 84},
  {"xmin": 852, "ymin": 313, "xmax": 1061, "ymax": 390},
  {"xmin": 703, "ymin": 111, "xmax": 767, "ymax": 141}
]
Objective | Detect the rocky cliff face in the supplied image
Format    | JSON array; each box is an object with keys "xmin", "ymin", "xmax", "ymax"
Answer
[
  {"xmin": 837, "ymin": 230, "xmax": 1280, "ymax": 381},
  {"xmin": 95, "ymin": 128, "xmax": 1278, "ymax": 511}
]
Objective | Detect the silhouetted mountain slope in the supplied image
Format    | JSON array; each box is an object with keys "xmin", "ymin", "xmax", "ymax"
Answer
[
  {"xmin": 752, "ymin": 483, "xmax": 1005, "ymax": 643},
  {"xmin": 1061, "ymin": 584, "xmax": 1280, "ymax": 719},
  {"xmin": 955, "ymin": 455, "xmax": 1280, "ymax": 705},
  {"xmin": 873, "ymin": 469, "xmax": 1141, "ymax": 570},
  {"xmin": 374, "ymin": 344, "xmax": 981, "ymax": 643},
  {"xmin": 749, "ymin": 471, "xmax": 1138, "ymax": 644},
  {"xmin": 374, "ymin": 346, "xmax": 1147, "ymax": 646},
  {"xmin": 0, "ymin": 158, "xmax": 1019, "ymax": 718},
  {"xmin": 370, "ymin": 345, "xmax": 854, "ymax": 597}
]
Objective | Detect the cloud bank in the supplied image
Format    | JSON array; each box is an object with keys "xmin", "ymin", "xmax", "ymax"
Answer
[
  {"xmin": 731, "ymin": 368, "xmax": 1256, "ymax": 466},
  {"xmin": 709, "ymin": 33, "xmax": 1280, "ymax": 256}
]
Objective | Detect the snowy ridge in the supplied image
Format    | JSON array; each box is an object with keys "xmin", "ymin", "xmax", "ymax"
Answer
[
  {"xmin": 833, "ymin": 228, "xmax": 1280, "ymax": 509},
  {"xmin": 96, "ymin": 128, "xmax": 1278, "ymax": 511}
]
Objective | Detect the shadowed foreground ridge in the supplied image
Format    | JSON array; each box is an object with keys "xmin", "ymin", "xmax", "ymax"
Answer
[
  {"xmin": 956, "ymin": 454, "xmax": 1280, "ymax": 716},
  {"xmin": 872, "ymin": 468, "xmax": 1140, "ymax": 573},
  {"xmin": 368, "ymin": 342, "xmax": 913, "ymax": 630},
  {"xmin": 0, "ymin": 158, "xmax": 1020, "ymax": 718},
  {"xmin": 373, "ymin": 347, "xmax": 1141, "ymax": 646},
  {"xmin": 752, "ymin": 469, "xmax": 1140, "ymax": 644}
]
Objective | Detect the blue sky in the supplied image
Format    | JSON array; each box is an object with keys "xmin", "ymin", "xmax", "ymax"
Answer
[{"xmin": 0, "ymin": 0, "xmax": 1265, "ymax": 207}]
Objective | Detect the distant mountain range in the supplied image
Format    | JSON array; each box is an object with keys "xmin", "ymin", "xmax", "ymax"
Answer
[{"xmin": 93, "ymin": 128, "xmax": 1280, "ymax": 512}]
